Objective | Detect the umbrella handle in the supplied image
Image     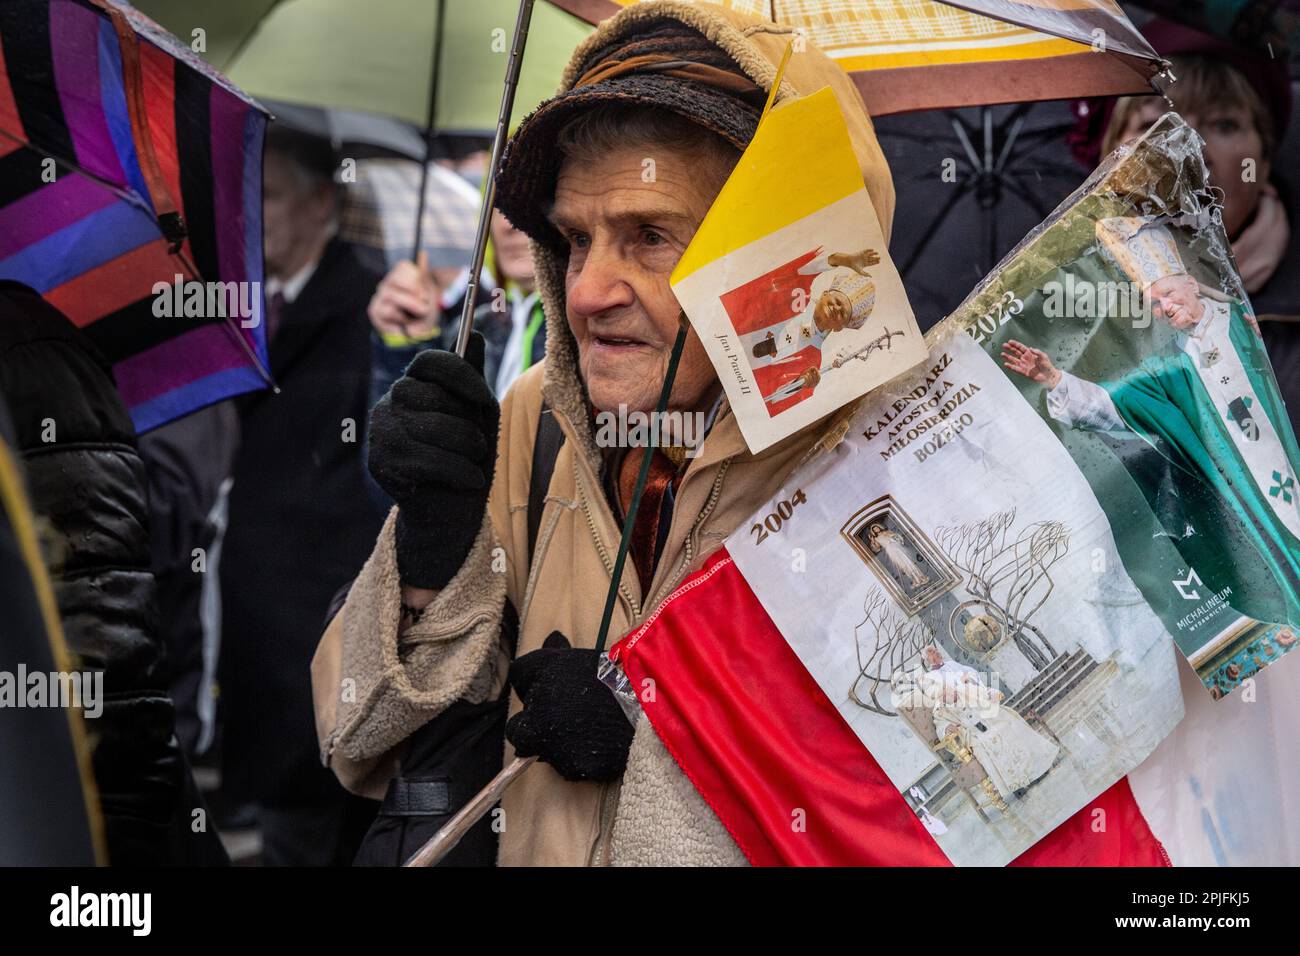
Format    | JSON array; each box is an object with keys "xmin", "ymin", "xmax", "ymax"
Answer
[
  {"xmin": 403, "ymin": 755, "xmax": 537, "ymax": 866},
  {"xmin": 454, "ymin": 0, "xmax": 537, "ymax": 359}
]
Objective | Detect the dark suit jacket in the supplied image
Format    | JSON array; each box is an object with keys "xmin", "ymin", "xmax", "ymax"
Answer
[{"xmin": 219, "ymin": 239, "xmax": 387, "ymax": 803}]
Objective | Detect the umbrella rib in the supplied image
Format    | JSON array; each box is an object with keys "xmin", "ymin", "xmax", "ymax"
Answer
[
  {"xmin": 216, "ymin": 314, "xmax": 276, "ymax": 390},
  {"xmin": 992, "ymin": 104, "xmax": 1032, "ymax": 174},
  {"xmin": 0, "ymin": 130, "xmax": 152, "ymax": 214},
  {"xmin": 947, "ymin": 113, "xmax": 983, "ymax": 172}
]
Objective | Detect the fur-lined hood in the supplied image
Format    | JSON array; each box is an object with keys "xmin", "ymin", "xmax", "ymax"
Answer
[{"xmin": 517, "ymin": 0, "xmax": 897, "ymax": 468}]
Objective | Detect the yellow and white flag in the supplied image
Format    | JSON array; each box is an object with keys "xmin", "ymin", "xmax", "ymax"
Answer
[{"xmin": 672, "ymin": 86, "xmax": 925, "ymax": 453}]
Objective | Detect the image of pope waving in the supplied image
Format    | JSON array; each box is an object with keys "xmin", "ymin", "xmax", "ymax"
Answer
[
  {"xmin": 1001, "ymin": 216, "xmax": 1300, "ymax": 627},
  {"xmin": 744, "ymin": 247, "xmax": 881, "ymax": 413}
]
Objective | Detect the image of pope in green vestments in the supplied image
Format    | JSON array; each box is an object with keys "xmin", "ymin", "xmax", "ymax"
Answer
[{"xmin": 1002, "ymin": 217, "xmax": 1300, "ymax": 695}]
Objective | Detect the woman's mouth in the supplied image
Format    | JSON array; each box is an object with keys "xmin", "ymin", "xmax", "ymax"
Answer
[{"xmin": 592, "ymin": 334, "xmax": 648, "ymax": 351}]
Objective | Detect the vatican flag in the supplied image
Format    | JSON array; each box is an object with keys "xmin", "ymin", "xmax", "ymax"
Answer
[{"xmin": 671, "ymin": 85, "xmax": 926, "ymax": 453}]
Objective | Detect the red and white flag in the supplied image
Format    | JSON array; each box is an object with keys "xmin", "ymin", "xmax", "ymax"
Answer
[{"xmin": 610, "ymin": 548, "xmax": 1170, "ymax": 867}]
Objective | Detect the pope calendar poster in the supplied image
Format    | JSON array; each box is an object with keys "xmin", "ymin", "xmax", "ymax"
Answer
[
  {"xmin": 725, "ymin": 332, "xmax": 1184, "ymax": 866},
  {"xmin": 612, "ymin": 112, "xmax": 1300, "ymax": 867}
]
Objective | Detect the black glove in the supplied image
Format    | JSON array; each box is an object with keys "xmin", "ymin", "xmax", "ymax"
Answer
[
  {"xmin": 505, "ymin": 632, "xmax": 634, "ymax": 783},
  {"xmin": 367, "ymin": 331, "xmax": 499, "ymax": 589}
]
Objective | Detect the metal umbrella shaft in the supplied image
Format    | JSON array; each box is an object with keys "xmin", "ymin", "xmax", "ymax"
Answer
[{"xmin": 454, "ymin": 0, "xmax": 537, "ymax": 359}]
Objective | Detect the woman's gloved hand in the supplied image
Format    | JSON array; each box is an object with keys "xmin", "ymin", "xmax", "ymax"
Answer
[
  {"xmin": 506, "ymin": 632, "xmax": 635, "ymax": 783},
  {"xmin": 367, "ymin": 330, "xmax": 499, "ymax": 589}
]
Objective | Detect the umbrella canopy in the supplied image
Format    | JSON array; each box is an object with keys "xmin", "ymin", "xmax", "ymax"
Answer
[
  {"xmin": 550, "ymin": 0, "xmax": 1163, "ymax": 114},
  {"xmin": 0, "ymin": 0, "xmax": 271, "ymax": 433},
  {"xmin": 875, "ymin": 100, "xmax": 1086, "ymax": 327},
  {"xmin": 134, "ymin": 0, "xmax": 593, "ymax": 133},
  {"xmin": 339, "ymin": 157, "xmax": 482, "ymax": 271}
]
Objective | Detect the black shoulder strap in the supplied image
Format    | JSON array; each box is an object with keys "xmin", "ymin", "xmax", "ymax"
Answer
[{"xmin": 526, "ymin": 401, "xmax": 564, "ymax": 562}]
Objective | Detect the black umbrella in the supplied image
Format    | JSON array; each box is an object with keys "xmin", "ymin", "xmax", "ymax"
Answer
[{"xmin": 876, "ymin": 100, "xmax": 1090, "ymax": 329}]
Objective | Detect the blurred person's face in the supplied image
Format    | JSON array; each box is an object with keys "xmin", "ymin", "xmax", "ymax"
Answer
[
  {"xmin": 1149, "ymin": 274, "xmax": 1205, "ymax": 330},
  {"xmin": 490, "ymin": 210, "xmax": 535, "ymax": 289},
  {"xmin": 1182, "ymin": 104, "xmax": 1269, "ymax": 239},
  {"xmin": 262, "ymin": 150, "xmax": 336, "ymax": 280},
  {"xmin": 1116, "ymin": 97, "xmax": 1269, "ymax": 239},
  {"xmin": 1115, "ymin": 98, "xmax": 1167, "ymax": 148},
  {"xmin": 455, "ymin": 150, "xmax": 490, "ymax": 187},
  {"xmin": 550, "ymin": 144, "xmax": 725, "ymax": 415}
]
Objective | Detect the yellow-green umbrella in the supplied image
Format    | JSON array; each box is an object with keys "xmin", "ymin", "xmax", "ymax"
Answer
[{"xmin": 132, "ymin": 0, "xmax": 591, "ymax": 132}]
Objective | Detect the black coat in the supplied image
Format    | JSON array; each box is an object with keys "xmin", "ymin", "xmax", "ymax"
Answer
[
  {"xmin": 219, "ymin": 239, "xmax": 387, "ymax": 804},
  {"xmin": 0, "ymin": 281, "xmax": 227, "ymax": 865},
  {"xmin": 140, "ymin": 401, "xmax": 238, "ymax": 755}
]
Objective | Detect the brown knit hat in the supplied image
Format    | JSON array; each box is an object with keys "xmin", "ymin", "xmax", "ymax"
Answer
[{"xmin": 495, "ymin": 18, "xmax": 765, "ymax": 251}]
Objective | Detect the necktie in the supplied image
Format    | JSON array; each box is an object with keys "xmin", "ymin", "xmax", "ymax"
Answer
[
  {"xmin": 617, "ymin": 446, "xmax": 680, "ymax": 597},
  {"xmin": 265, "ymin": 290, "xmax": 286, "ymax": 344}
]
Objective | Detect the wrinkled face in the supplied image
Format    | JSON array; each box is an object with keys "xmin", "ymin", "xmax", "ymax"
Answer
[
  {"xmin": 262, "ymin": 150, "xmax": 335, "ymax": 280},
  {"xmin": 814, "ymin": 289, "xmax": 853, "ymax": 332},
  {"xmin": 922, "ymin": 646, "xmax": 943, "ymax": 670},
  {"xmin": 1148, "ymin": 274, "xmax": 1204, "ymax": 330},
  {"xmin": 550, "ymin": 145, "xmax": 724, "ymax": 415},
  {"xmin": 490, "ymin": 209, "xmax": 535, "ymax": 287}
]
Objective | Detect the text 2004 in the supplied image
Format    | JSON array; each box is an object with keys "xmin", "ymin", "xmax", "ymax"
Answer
[{"xmin": 750, "ymin": 489, "xmax": 808, "ymax": 545}]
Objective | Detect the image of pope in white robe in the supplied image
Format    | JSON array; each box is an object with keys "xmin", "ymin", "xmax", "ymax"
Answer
[{"xmin": 921, "ymin": 657, "xmax": 1059, "ymax": 800}]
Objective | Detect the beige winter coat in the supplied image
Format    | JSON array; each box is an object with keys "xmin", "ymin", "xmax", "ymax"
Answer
[{"xmin": 311, "ymin": 0, "xmax": 895, "ymax": 866}]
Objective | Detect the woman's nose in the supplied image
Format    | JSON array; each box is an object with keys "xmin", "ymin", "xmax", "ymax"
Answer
[{"xmin": 567, "ymin": 246, "xmax": 633, "ymax": 316}]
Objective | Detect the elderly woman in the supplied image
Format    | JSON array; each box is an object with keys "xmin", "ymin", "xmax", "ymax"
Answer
[{"xmin": 314, "ymin": 1, "xmax": 896, "ymax": 866}]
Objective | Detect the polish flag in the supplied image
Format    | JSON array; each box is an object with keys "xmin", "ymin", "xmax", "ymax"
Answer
[{"xmin": 609, "ymin": 548, "xmax": 1171, "ymax": 867}]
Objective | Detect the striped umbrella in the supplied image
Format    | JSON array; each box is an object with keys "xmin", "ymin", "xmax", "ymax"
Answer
[
  {"xmin": 548, "ymin": 0, "xmax": 1164, "ymax": 114},
  {"xmin": 0, "ymin": 0, "xmax": 271, "ymax": 433}
]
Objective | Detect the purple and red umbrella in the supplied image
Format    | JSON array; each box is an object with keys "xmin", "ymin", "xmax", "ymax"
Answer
[{"xmin": 0, "ymin": 0, "xmax": 271, "ymax": 432}]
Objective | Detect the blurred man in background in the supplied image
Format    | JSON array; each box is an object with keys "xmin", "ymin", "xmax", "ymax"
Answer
[{"xmin": 218, "ymin": 126, "xmax": 386, "ymax": 865}]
